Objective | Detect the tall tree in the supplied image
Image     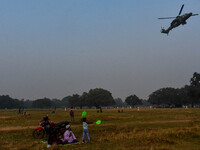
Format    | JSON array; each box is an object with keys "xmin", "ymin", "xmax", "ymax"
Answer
[
  {"xmin": 175, "ymin": 87, "xmax": 191, "ymax": 107},
  {"xmin": 125, "ymin": 95, "xmax": 142, "ymax": 107},
  {"xmin": 0, "ymin": 95, "xmax": 23, "ymax": 109},
  {"xmin": 23, "ymin": 100, "xmax": 33, "ymax": 108},
  {"xmin": 187, "ymin": 72, "xmax": 200, "ymax": 107},
  {"xmin": 68, "ymin": 94, "xmax": 80, "ymax": 108},
  {"xmin": 190, "ymin": 72, "xmax": 200, "ymax": 87},
  {"xmin": 148, "ymin": 88, "xmax": 174, "ymax": 106},
  {"xmin": 114, "ymin": 98, "xmax": 125, "ymax": 107},
  {"xmin": 52, "ymin": 99, "xmax": 62, "ymax": 108},
  {"xmin": 148, "ymin": 87, "xmax": 189, "ymax": 107},
  {"xmin": 61, "ymin": 96, "xmax": 72, "ymax": 108},
  {"xmin": 32, "ymin": 98, "xmax": 52, "ymax": 108},
  {"xmin": 79, "ymin": 92, "xmax": 89, "ymax": 109},
  {"xmin": 87, "ymin": 88, "xmax": 115, "ymax": 108}
]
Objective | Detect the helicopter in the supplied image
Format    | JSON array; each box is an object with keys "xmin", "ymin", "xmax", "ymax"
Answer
[{"xmin": 158, "ymin": 4, "xmax": 198, "ymax": 35}]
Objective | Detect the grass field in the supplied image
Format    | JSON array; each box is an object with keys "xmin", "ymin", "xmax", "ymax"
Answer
[{"xmin": 0, "ymin": 108, "xmax": 200, "ymax": 150}]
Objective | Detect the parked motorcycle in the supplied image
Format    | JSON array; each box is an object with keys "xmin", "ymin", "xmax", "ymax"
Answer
[{"xmin": 33, "ymin": 116, "xmax": 69, "ymax": 139}]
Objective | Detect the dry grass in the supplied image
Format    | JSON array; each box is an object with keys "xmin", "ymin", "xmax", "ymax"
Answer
[{"xmin": 0, "ymin": 108, "xmax": 200, "ymax": 149}]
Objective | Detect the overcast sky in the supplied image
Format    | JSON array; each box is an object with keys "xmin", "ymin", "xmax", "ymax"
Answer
[{"xmin": 0, "ymin": 0, "xmax": 200, "ymax": 100}]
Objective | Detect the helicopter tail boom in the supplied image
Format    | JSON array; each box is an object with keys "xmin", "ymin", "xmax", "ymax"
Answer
[{"xmin": 192, "ymin": 13, "xmax": 199, "ymax": 16}]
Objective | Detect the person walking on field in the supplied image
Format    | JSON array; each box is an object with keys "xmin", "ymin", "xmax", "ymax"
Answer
[{"xmin": 70, "ymin": 107, "xmax": 74, "ymax": 121}]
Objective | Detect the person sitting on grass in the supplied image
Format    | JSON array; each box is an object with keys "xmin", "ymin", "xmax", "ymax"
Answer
[
  {"xmin": 63, "ymin": 125, "xmax": 78, "ymax": 144},
  {"xmin": 81, "ymin": 117, "xmax": 93, "ymax": 143}
]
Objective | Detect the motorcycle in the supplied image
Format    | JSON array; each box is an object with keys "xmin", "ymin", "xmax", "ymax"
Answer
[{"xmin": 33, "ymin": 116, "xmax": 69, "ymax": 139}]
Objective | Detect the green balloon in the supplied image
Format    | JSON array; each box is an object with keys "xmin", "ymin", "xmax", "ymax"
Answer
[
  {"xmin": 96, "ymin": 120, "xmax": 101, "ymax": 125},
  {"xmin": 82, "ymin": 111, "xmax": 87, "ymax": 117}
]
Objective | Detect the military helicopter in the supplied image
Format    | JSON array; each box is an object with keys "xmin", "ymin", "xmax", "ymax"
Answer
[{"xmin": 158, "ymin": 4, "xmax": 198, "ymax": 35}]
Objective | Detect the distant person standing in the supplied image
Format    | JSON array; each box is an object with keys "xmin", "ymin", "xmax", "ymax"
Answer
[
  {"xmin": 70, "ymin": 107, "xmax": 74, "ymax": 121},
  {"xmin": 18, "ymin": 107, "xmax": 21, "ymax": 114},
  {"xmin": 24, "ymin": 109, "xmax": 26, "ymax": 115},
  {"xmin": 99, "ymin": 106, "xmax": 103, "ymax": 113}
]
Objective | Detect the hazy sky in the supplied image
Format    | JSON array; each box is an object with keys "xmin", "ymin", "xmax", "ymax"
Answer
[{"xmin": 0, "ymin": 0, "xmax": 200, "ymax": 100}]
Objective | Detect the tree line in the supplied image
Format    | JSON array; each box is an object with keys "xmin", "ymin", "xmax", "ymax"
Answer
[
  {"xmin": 148, "ymin": 72, "xmax": 200, "ymax": 107},
  {"xmin": 0, "ymin": 72, "xmax": 200, "ymax": 109},
  {"xmin": 0, "ymin": 88, "xmax": 116, "ymax": 109}
]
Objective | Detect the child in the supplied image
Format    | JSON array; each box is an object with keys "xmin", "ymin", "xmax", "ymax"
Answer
[{"xmin": 81, "ymin": 117, "xmax": 93, "ymax": 143}]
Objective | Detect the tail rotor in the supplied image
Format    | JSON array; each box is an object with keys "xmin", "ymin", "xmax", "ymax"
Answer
[
  {"xmin": 160, "ymin": 27, "xmax": 169, "ymax": 35},
  {"xmin": 160, "ymin": 27, "xmax": 165, "ymax": 33}
]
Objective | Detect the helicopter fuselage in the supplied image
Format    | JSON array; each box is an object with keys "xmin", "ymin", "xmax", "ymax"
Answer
[{"xmin": 170, "ymin": 12, "xmax": 193, "ymax": 27}]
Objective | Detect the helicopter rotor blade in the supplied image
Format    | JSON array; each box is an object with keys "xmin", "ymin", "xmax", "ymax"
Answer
[
  {"xmin": 192, "ymin": 13, "xmax": 199, "ymax": 16},
  {"xmin": 178, "ymin": 4, "xmax": 184, "ymax": 16},
  {"xmin": 158, "ymin": 17, "xmax": 176, "ymax": 19}
]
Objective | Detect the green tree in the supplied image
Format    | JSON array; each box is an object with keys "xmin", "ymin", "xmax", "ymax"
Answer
[
  {"xmin": 24, "ymin": 100, "xmax": 33, "ymax": 108},
  {"xmin": 87, "ymin": 88, "xmax": 115, "ymax": 108},
  {"xmin": 61, "ymin": 96, "xmax": 72, "ymax": 108},
  {"xmin": 190, "ymin": 72, "xmax": 200, "ymax": 87},
  {"xmin": 32, "ymin": 98, "xmax": 52, "ymax": 108},
  {"xmin": 187, "ymin": 72, "xmax": 200, "ymax": 107},
  {"xmin": 148, "ymin": 87, "xmax": 189, "ymax": 107},
  {"xmin": 79, "ymin": 92, "xmax": 89, "ymax": 109},
  {"xmin": 125, "ymin": 95, "xmax": 142, "ymax": 107},
  {"xmin": 114, "ymin": 98, "xmax": 125, "ymax": 107},
  {"xmin": 68, "ymin": 94, "xmax": 80, "ymax": 108},
  {"xmin": 175, "ymin": 87, "xmax": 191, "ymax": 107},
  {"xmin": 0, "ymin": 95, "xmax": 23, "ymax": 109},
  {"xmin": 52, "ymin": 99, "xmax": 62, "ymax": 108}
]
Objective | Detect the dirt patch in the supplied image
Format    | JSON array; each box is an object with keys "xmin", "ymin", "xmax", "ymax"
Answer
[
  {"xmin": 139, "ymin": 119, "xmax": 191, "ymax": 124},
  {"xmin": 0, "ymin": 116, "xmax": 11, "ymax": 119},
  {"xmin": 0, "ymin": 120, "xmax": 192, "ymax": 131},
  {"xmin": 0, "ymin": 126, "xmax": 36, "ymax": 131}
]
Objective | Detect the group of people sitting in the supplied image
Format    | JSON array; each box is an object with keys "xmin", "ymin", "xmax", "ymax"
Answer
[{"xmin": 47, "ymin": 117, "xmax": 92, "ymax": 148}]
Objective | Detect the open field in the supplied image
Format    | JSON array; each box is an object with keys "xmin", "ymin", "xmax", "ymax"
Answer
[{"xmin": 0, "ymin": 108, "xmax": 200, "ymax": 150}]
